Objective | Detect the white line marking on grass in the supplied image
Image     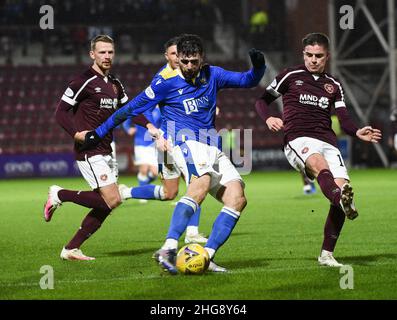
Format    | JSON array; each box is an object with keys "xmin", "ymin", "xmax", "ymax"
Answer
[
  {"xmin": 0, "ymin": 274, "xmax": 163, "ymax": 288},
  {"xmin": 1, "ymin": 261, "xmax": 394, "ymax": 288}
]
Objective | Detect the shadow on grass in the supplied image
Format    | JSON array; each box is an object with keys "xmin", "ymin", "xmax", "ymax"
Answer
[
  {"xmin": 228, "ymin": 232, "xmax": 253, "ymax": 237},
  {"xmin": 301, "ymin": 253, "xmax": 397, "ymax": 266},
  {"xmin": 223, "ymin": 258, "xmax": 271, "ymax": 269},
  {"xmin": 104, "ymin": 247, "xmax": 159, "ymax": 257},
  {"xmin": 338, "ymin": 253, "xmax": 397, "ymax": 265}
]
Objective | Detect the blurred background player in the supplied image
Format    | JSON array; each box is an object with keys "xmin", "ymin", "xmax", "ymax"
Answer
[
  {"xmin": 122, "ymin": 106, "xmax": 162, "ymax": 204},
  {"xmin": 255, "ymin": 32, "xmax": 382, "ymax": 267},
  {"xmin": 301, "ymin": 171, "xmax": 316, "ymax": 195},
  {"xmin": 43, "ymin": 35, "xmax": 155, "ymax": 260},
  {"xmin": 118, "ymin": 37, "xmax": 208, "ymax": 244},
  {"xmin": 79, "ymin": 34, "xmax": 266, "ymax": 273},
  {"xmin": 389, "ymin": 112, "xmax": 397, "ymax": 163}
]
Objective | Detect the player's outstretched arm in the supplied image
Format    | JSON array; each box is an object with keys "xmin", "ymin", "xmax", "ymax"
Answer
[
  {"xmin": 248, "ymin": 48, "xmax": 266, "ymax": 69},
  {"xmin": 335, "ymin": 107, "xmax": 381, "ymax": 143},
  {"xmin": 356, "ymin": 126, "xmax": 382, "ymax": 143},
  {"xmin": 80, "ymin": 79, "xmax": 168, "ymax": 150},
  {"xmin": 215, "ymin": 48, "xmax": 266, "ymax": 89}
]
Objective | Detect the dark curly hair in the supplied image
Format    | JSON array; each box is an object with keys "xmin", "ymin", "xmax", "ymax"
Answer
[{"xmin": 176, "ymin": 34, "xmax": 204, "ymax": 56}]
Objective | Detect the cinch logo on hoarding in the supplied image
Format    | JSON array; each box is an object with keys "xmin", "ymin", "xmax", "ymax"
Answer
[{"xmin": 4, "ymin": 162, "xmax": 34, "ymax": 175}]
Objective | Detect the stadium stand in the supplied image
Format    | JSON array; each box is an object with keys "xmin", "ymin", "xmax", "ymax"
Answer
[{"xmin": 0, "ymin": 61, "xmax": 283, "ymax": 156}]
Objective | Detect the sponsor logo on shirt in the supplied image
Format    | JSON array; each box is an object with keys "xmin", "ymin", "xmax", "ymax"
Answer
[
  {"xmin": 100, "ymin": 98, "xmax": 118, "ymax": 109},
  {"xmin": 299, "ymin": 94, "xmax": 329, "ymax": 109},
  {"xmin": 182, "ymin": 96, "xmax": 209, "ymax": 114}
]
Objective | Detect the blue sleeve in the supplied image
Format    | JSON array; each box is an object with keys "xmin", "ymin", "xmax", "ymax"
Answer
[
  {"xmin": 214, "ymin": 65, "xmax": 266, "ymax": 89},
  {"xmin": 95, "ymin": 78, "xmax": 168, "ymax": 138}
]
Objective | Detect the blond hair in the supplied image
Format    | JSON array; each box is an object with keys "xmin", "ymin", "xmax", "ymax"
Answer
[{"xmin": 90, "ymin": 35, "xmax": 114, "ymax": 51}]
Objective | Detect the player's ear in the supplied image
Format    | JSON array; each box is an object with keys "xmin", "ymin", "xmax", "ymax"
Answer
[{"xmin": 89, "ymin": 50, "xmax": 95, "ymax": 60}]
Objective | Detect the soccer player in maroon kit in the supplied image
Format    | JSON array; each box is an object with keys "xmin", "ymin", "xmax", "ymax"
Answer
[
  {"xmin": 43, "ymin": 35, "xmax": 160, "ymax": 260},
  {"xmin": 255, "ymin": 33, "xmax": 382, "ymax": 267}
]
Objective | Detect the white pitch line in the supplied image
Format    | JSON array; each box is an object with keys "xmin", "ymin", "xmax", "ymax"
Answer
[
  {"xmin": 0, "ymin": 274, "xmax": 162, "ymax": 288},
  {"xmin": 1, "ymin": 261, "xmax": 394, "ymax": 288}
]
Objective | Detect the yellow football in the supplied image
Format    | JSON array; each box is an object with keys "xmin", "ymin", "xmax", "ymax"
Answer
[{"xmin": 176, "ymin": 243, "xmax": 210, "ymax": 275}]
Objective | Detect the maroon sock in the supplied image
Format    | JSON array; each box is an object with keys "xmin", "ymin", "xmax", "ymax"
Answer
[
  {"xmin": 321, "ymin": 205, "xmax": 345, "ymax": 252},
  {"xmin": 58, "ymin": 190, "xmax": 109, "ymax": 211},
  {"xmin": 316, "ymin": 169, "xmax": 341, "ymax": 206},
  {"xmin": 65, "ymin": 208, "xmax": 111, "ymax": 249}
]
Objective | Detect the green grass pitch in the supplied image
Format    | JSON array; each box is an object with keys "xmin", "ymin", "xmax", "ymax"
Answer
[{"xmin": 0, "ymin": 169, "xmax": 396, "ymax": 300}]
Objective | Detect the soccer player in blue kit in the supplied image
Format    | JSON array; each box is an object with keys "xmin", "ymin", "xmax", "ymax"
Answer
[
  {"xmin": 119, "ymin": 37, "xmax": 208, "ymax": 244},
  {"xmin": 77, "ymin": 34, "xmax": 266, "ymax": 273}
]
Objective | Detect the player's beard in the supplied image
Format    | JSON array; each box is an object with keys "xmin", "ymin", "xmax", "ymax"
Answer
[
  {"xmin": 100, "ymin": 60, "xmax": 112, "ymax": 71},
  {"xmin": 183, "ymin": 69, "xmax": 198, "ymax": 82}
]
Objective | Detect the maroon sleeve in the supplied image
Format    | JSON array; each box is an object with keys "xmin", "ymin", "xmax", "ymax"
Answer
[
  {"xmin": 255, "ymin": 91, "xmax": 278, "ymax": 122},
  {"xmin": 335, "ymin": 107, "xmax": 358, "ymax": 137},
  {"xmin": 131, "ymin": 114, "xmax": 150, "ymax": 128},
  {"xmin": 55, "ymin": 76, "xmax": 90, "ymax": 138},
  {"xmin": 55, "ymin": 100, "xmax": 78, "ymax": 138},
  {"xmin": 113, "ymin": 77, "xmax": 129, "ymax": 107}
]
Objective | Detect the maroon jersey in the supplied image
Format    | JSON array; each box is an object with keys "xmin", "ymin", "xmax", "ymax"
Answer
[
  {"xmin": 56, "ymin": 67, "xmax": 128, "ymax": 160},
  {"xmin": 267, "ymin": 64, "xmax": 346, "ymax": 147}
]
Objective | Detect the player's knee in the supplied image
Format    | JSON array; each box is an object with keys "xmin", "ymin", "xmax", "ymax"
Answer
[
  {"xmin": 163, "ymin": 187, "xmax": 178, "ymax": 200},
  {"xmin": 236, "ymin": 195, "xmax": 247, "ymax": 212},
  {"xmin": 106, "ymin": 194, "xmax": 122, "ymax": 209},
  {"xmin": 224, "ymin": 195, "xmax": 247, "ymax": 213}
]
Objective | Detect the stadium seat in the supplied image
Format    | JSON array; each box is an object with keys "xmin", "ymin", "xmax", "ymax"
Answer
[{"xmin": 0, "ymin": 63, "xmax": 278, "ymax": 155}]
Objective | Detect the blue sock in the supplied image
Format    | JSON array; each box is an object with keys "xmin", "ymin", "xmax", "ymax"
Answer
[
  {"xmin": 138, "ymin": 172, "xmax": 156, "ymax": 186},
  {"xmin": 131, "ymin": 185, "xmax": 164, "ymax": 200},
  {"xmin": 138, "ymin": 173, "xmax": 149, "ymax": 186},
  {"xmin": 166, "ymin": 197, "xmax": 198, "ymax": 240},
  {"xmin": 147, "ymin": 171, "xmax": 156, "ymax": 184},
  {"xmin": 187, "ymin": 206, "xmax": 201, "ymax": 227},
  {"xmin": 205, "ymin": 207, "xmax": 240, "ymax": 251}
]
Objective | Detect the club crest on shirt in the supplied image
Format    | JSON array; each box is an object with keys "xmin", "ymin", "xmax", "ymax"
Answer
[
  {"xmin": 301, "ymin": 147, "xmax": 309, "ymax": 154},
  {"xmin": 112, "ymin": 84, "xmax": 118, "ymax": 95},
  {"xmin": 100, "ymin": 174, "xmax": 108, "ymax": 181},
  {"xmin": 324, "ymin": 83, "xmax": 334, "ymax": 94}
]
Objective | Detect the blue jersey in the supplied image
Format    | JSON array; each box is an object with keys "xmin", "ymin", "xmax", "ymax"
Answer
[
  {"xmin": 122, "ymin": 106, "xmax": 162, "ymax": 147},
  {"xmin": 96, "ymin": 64, "xmax": 265, "ymax": 147}
]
